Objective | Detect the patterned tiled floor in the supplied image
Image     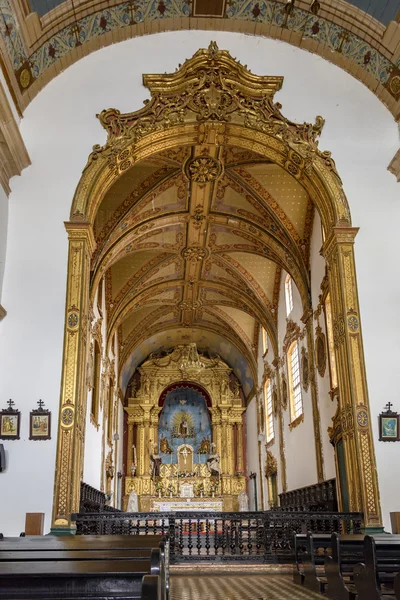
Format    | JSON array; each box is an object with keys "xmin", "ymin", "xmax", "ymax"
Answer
[{"xmin": 170, "ymin": 573, "xmax": 322, "ymax": 599}]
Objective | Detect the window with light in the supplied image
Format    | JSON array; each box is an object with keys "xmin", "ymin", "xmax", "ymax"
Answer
[
  {"xmin": 285, "ymin": 274, "xmax": 294, "ymax": 316},
  {"xmin": 288, "ymin": 340, "xmax": 303, "ymax": 421},
  {"xmin": 265, "ymin": 379, "xmax": 274, "ymax": 441},
  {"xmin": 262, "ymin": 328, "xmax": 268, "ymax": 354}
]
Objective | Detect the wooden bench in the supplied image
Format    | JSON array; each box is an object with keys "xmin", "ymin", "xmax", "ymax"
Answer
[
  {"xmin": 324, "ymin": 533, "xmax": 365, "ymax": 600},
  {"xmin": 303, "ymin": 532, "xmax": 332, "ymax": 593},
  {"xmin": 0, "ymin": 535, "xmax": 168, "ymax": 600},
  {"xmin": 293, "ymin": 533, "xmax": 307, "ymax": 585},
  {"xmin": 354, "ymin": 535, "xmax": 400, "ymax": 600}
]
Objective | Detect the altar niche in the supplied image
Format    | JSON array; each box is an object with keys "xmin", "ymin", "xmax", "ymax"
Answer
[
  {"xmin": 123, "ymin": 344, "xmax": 246, "ymax": 512},
  {"xmin": 158, "ymin": 387, "xmax": 212, "ymax": 468}
]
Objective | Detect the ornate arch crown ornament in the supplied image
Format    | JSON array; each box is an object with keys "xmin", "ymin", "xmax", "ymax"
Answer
[{"xmin": 72, "ymin": 42, "xmax": 348, "ymax": 231}]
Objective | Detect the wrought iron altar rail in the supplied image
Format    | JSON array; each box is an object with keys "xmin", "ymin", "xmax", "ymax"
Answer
[{"xmin": 71, "ymin": 510, "xmax": 363, "ymax": 563}]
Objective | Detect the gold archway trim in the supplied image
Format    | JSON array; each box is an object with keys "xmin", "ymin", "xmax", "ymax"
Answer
[{"xmin": 52, "ymin": 43, "xmax": 382, "ymax": 531}]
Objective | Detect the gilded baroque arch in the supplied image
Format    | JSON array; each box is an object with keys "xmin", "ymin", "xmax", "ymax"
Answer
[{"xmin": 52, "ymin": 43, "xmax": 382, "ymax": 532}]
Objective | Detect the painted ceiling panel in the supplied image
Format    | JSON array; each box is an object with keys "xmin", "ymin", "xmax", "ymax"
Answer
[
  {"xmin": 215, "ymin": 305, "xmax": 256, "ymax": 343},
  {"xmin": 229, "ymin": 252, "xmax": 277, "ymax": 301},
  {"xmin": 95, "ymin": 163, "xmax": 169, "ymax": 233},
  {"xmin": 121, "ymin": 306, "xmax": 157, "ymax": 339},
  {"xmin": 111, "ymin": 250, "xmax": 160, "ymax": 297},
  {"xmin": 29, "ymin": 0, "xmax": 400, "ymax": 25},
  {"xmin": 245, "ymin": 164, "xmax": 310, "ymax": 237}
]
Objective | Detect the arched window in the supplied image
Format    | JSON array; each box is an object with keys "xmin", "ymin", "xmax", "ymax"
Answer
[
  {"xmin": 288, "ymin": 340, "xmax": 303, "ymax": 421},
  {"xmin": 107, "ymin": 379, "xmax": 114, "ymax": 443},
  {"xmin": 285, "ymin": 274, "xmax": 294, "ymax": 316},
  {"xmin": 91, "ymin": 341, "xmax": 101, "ymax": 424},
  {"xmin": 324, "ymin": 293, "xmax": 338, "ymax": 389},
  {"xmin": 262, "ymin": 327, "xmax": 268, "ymax": 355},
  {"xmin": 264, "ymin": 379, "xmax": 274, "ymax": 442}
]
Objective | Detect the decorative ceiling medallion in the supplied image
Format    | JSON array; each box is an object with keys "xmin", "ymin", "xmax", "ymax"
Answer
[
  {"xmin": 190, "ymin": 205, "xmax": 206, "ymax": 229},
  {"xmin": 16, "ymin": 62, "xmax": 34, "ymax": 92},
  {"xmin": 181, "ymin": 247, "xmax": 208, "ymax": 262},
  {"xmin": 179, "ymin": 301, "xmax": 202, "ymax": 311},
  {"xmin": 386, "ymin": 68, "xmax": 400, "ymax": 100},
  {"xmin": 186, "ymin": 156, "xmax": 222, "ymax": 183}
]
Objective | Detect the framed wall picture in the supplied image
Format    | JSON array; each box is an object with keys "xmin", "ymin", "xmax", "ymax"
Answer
[
  {"xmin": 0, "ymin": 400, "xmax": 21, "ymax": 440},
  {"xmin": 29, "ymin": 400, "xmax": 51, "ymax": 441},
  {"xmin": 379, "ymin": 403, "xmax": 400, "ymax": 442}
]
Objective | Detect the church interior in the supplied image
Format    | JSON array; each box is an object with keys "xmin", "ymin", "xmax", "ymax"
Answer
[{"xmin": 0, "ymin": 0, "xmax": 399, "ymax": 598}]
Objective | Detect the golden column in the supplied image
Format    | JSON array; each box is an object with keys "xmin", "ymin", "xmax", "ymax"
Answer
[
  {"xmin": 324, "ymin": 225, "xmax": 382, "ymax": 529},
  {"xmin": 137, "ymin": 422, "xmax": 145, "ymax": 476},
  {"xmin": 236, "ymin": 419, "xmax": 244, "ymax": 474},
  {"xmin": 51, "ymin": 222, "xmax": 95, "ymax": 533},
  {"xmin": 127, "ymin": 420, "xmax": 134, "ymax": 468}
]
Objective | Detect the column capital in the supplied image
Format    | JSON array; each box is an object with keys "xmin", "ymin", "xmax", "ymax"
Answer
[
  {"xmin": 323, "ymin": 225, "xmax": 359, "ymax": 258},
  {"xmin": 65, "ymin": 221, "xmax": 96, "ymax": 254}
]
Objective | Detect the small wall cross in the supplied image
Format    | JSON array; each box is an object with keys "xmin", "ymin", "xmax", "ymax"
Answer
[
  {"xmin": 7, "ymin": 399, "xmax": 14, "ymax": 410},
  {"xmin": 37, "ymin": 399, "xmax": 45, "ymax": 410},
  {"xmin": 385, "ymin": 402, "xmax": 393, "ymax": 412}
]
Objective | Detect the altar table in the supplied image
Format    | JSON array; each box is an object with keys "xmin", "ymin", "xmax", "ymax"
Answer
[{"xmin": 151, "ymin": 498, "xmax": 223, "ymax": 512}]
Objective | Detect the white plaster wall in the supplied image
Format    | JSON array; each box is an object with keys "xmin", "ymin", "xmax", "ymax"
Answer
[
  {"xmin": 309, "ymin": 212, "xmax": 337, "ymax": 482},
  {"xmin": 277, "ymin": 271, "xmax": 318, "ymax": 490},
  {"xmin": 0, "ymin": 186, "xmax": 8, "ymax": 303},
  {"xmin": 245, "ymin": 397, "xmax": 259, "ymax": 510},
  {"xmin": 0, "ymin": 30, "xmax": 397, "ymax": 532}
]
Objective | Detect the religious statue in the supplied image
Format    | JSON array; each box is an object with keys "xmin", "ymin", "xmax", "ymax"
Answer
[
  {"xmin": 179, "ymin": 418, "xmax": 189, "ymax": 437},
  {"xmin": 220, "ymin": 377, "xmax": 228, "ymax": 396},
  {"xmin": 150, "ymin": 444, "xmax": 162, "ymax": 478},
  {"xmin": 160, "ymin": 436, "xmax": 172, "ymax": 454},
  {"xmin": 238, "ymin": 491, "xmax": 249, "ymax": 512},
  {"xmin": 198, "ymin": 437, "xmax": 211, "ymax": 454},
  {"xmin": 142, "ymin": 375, "xmax": 151, "ymax": 396},
  {"xmin": 127, "ymin": 489, "xmax": 138, "ymax": 512},
  {"xmin": 206, "ymin": 443, "xmax": 221, "ymax": 477},
  {"xmin": 233, "ymin": 380, "xmax": 240, "ymax": 397}
]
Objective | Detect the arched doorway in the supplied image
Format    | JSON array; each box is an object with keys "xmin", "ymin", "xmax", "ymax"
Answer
[{"xmin": 51, "ymin": 42, "xmax": 382, "ymax": 532}]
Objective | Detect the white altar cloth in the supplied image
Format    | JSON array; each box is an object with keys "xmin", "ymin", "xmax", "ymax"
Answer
[{"xmin": 152, "ymin": 498, "xmax": 223, "ymax": 512}]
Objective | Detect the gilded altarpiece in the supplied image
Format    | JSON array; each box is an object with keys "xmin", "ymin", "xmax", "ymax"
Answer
[{"xmin": 124, "ymin": 344, "xmax": 246, "ymax": 511}]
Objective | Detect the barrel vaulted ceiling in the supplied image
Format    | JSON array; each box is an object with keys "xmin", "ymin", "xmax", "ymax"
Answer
[
  {"xmin": 92, "ymin": 142, "xmax": 315, "ymax": 398},
  {"xmin": 1, "ymin": 0, "xmax": 400, "ymax": 129}
]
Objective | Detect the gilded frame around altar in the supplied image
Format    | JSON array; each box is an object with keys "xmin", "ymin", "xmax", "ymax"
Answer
[{"xmin": 123, "ymin": 344, "xmax": 246, "ymax": 512}]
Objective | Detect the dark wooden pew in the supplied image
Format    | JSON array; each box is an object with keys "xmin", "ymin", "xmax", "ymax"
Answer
[
  {"xmin": 293, "ymin": 533, "xmax": 307, "ymax": 585},
  {"xmin": 394, "ymin": 571, "xmax": 400, "ymax": 600},
  {"xmin": 324, "ymin": 533, "xmax": 365, "ymax": 600},
  {"xmin": 303, "ymin": 532, "xmax": 332, "ymax": 593},
  {"xmin": 0, "ymin": 535, "xmax": 168, "ymax": 600},
  {"xmin": 354, "ymin": 535, "xmax": 400, "ymax": 600},
  {"xmin": 0, "ymin": 559, "xmax": 157, "ymax": 599}
]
